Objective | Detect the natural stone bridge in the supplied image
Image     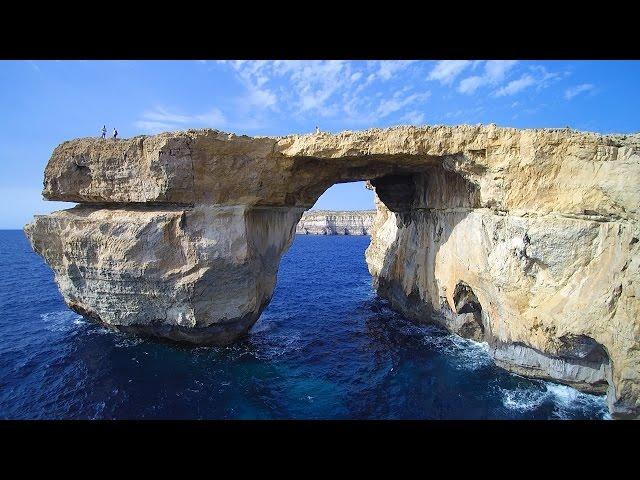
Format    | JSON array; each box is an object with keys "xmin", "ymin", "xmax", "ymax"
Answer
[{"xmin": 25, "ymin": 125, "xmax": 640, "ymax": 418}]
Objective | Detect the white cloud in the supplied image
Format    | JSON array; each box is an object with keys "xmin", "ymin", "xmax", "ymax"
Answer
[
  {"xmin": 196, "ymin": 109, "xmax": 227, "ymax": 125},
  {"xmin": 458, "ymin": 60, "xmax": 518, "ymax": 94},
  {"xmin": 225, "ymin": 60, "xmax": 352, "ymax": 116},
  {"xmin": 142, "ymin": 107, "xmax": 193, "ymax": 124},
  {"xmin": 222, "ymin": 60, "xmax": 282, "ymax": 111},
  {"xmin": 135, "ymin": 106, "xmax": 227, "ymax": 134},
  {"xmin": 375, "ymin": 60, "xmax": 415, "ymax": 81},
  {"xmin": 134, "ymin": 120, "xmax": 175, "ymax": 133},
  {"xmin": 376, "ymin": 92, "xmax": 430, "ymax": 118},
  {"xmin": 484, "ymin": 60, "xmax": 518, "ymax": 82},
  {"xmin": 400, "ymin": 110, "xmax": 426, "ymax": 124},
  {"xmin": 193, "ymin": 61, "xmax": 570, "ymax": 131},
  {"xmin": 443, "ymin": 106, "xmax": 485, "ymax": 120},
  {"xmin": 529, "ymin": 65, "xmax": 564, "ymax": 89},
  {"xmin": 245, "ymin": 84, "xmax": 277, "ymax": 109},
  {"xmin": 218, "ymin": 60, "xmax": 429, "ymax": 125},
  {"xmin": 458, "ymin": 76, "xmax": 485, "ymax": 94},
  {"xmin": 494, "ymin": 74, "xmax": 536, "ymax": 97},
  {"xmin": 564, "ymin": 83, "xmax": 595, "ymax": 100},
  {"xmin": 428, "ymin": 60, "xmax": 472, "ymax": 85}
]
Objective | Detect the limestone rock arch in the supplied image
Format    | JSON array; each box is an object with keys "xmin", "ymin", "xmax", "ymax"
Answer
[{"xmin": 25, "ymin": 125, "xmax": 640, "ymax": 418}]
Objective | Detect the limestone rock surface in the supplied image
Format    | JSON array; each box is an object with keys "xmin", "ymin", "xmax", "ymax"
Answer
[
  {"xmin": 26, "ymin": 204, "xmax": 303, "ymax": 344},
  {"xmin": 25, "ymin": 125, "xmax": 640, "ymax": 418}
]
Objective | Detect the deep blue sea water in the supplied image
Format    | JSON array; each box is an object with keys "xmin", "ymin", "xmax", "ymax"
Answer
[{"xmin": 0, "ymin": 230, "xmax": 610, "ymax": 419}]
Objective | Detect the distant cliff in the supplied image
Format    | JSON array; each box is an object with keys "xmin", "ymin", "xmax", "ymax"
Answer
[{"xmin": 296, "ymin": 210, "xmax": 375, "ymax": 235}]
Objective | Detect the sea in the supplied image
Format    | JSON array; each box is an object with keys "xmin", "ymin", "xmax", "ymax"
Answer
[{"xmin": 0, "ymin": 230, "xmax": 610, "ymax": 419}]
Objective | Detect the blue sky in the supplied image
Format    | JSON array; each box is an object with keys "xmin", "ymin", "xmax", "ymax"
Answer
[{"xmin": 1, "ymin": 60, "xmax": 639, "ymax": 228}]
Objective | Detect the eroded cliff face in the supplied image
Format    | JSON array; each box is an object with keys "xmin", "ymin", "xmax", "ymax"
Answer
[
  {"xmin": 25, "ymin": 125, "xmax": 640, "ymax": 417},
  {"xmin": 25, "ymin": 204, "xmax": 303, "ymax": 344},
  {"xmin": 296, "ymin": 210, "xmax": 375, "ymax": 235},
  {"xmin": 366, "ymin": 195, "xmax": 638, "ymax": 415}
]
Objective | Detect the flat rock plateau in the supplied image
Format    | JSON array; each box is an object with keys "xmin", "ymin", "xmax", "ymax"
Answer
[{"xmin": 25, "ymin": 125, "xmax": 640, "ymax": 418}]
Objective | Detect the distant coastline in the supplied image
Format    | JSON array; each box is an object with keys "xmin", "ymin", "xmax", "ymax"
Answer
[{"xmin": 296, "ymin": 210, "xmax": 375, "ymax": 236}]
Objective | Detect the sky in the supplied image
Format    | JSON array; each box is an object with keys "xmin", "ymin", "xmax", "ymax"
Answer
[{"xmin": 1, "ymin": 60, "xmax": 639, "ymax": 228}]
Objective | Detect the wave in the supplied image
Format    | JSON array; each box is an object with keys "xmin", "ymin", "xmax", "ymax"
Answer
[
  {"xmin": 40, "ymin": 310, "xmax": 83, "ymax": 333},
  {"xmin": 501, "ymin": 385, "xmax": 548, "ymax": 412},
  {"xmin": 500, "ymin": 382, "xmax": 610, "ymax": 419},
  {"xmin": 421, "ymin": 330, "xmax": 493, "ymax": 371}
]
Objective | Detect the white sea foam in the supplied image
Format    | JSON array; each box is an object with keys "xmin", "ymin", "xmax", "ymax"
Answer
[
  {"xmin": 114, "ymin": 335, "xmax": 144, "ymax": 348},
  {"xmin": 449, "ymin": 336, "xmax": 493, "ymax": 371},
  {"xmin": 89, "ymin": 327, "xmax": 112, "ymax": 336},
  {"xmin": 545, "ymin": 383, "xmax": 611, "ymax": 419},
  {"xmin": 501, "ymin": 386, "xmax": 548, "ymax": 411},
  {"xmin": 421, "ymin": 328, "xmax": 610, "ymax": 419},
  {"xmin": 500, "ymin": 382, "xmax": 610, "ymax": 419},
  {"xmin": 422, "ymin": 332, "xmax": 493, "ymax": 371},
  {"xmin": 40, "ymin": 310, "xmax": 83, "ymax": 332}
]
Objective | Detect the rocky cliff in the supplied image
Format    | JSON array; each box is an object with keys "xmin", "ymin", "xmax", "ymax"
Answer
[
  {"xmin": 296, "ymin": 210, "xmax": 375, "ymax": 235},
  {"xmin": 25, "ymin": 125, "xmax": 640, "ymax": 418}
]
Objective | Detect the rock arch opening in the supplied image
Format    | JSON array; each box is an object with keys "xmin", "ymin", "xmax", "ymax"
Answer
[{"xmin": 295, "ymin": 181, "xmax": 376, "ymax": 236}]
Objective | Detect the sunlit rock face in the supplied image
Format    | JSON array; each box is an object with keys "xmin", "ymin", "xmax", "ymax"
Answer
[
  {"xmin": 25, "ymin": 204, "xmax": 303, "ymax": 344},
  {"xmin": 25, "ymin": 125, "xmax": 640, "ymax": 418},
  {"xmin": 296, "ymin": 210, "xmax": 375, "ymax": 235}
]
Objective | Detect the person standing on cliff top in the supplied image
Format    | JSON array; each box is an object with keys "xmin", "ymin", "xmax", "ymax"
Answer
[
  {"xmin": 101, "ymin": 125, "xmax": 106, "ymax": 139},
  {"xmin": 315, "ymin": 126, "xmax": 320, "ymax": 134},
  {"xmin": 113, "ymin": 128, "xmax": 118, "ymax": 140}
]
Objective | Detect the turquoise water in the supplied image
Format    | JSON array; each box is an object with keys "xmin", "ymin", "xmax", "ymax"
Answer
[{"xmin": 0, "ymin": 231, "xmax": 609, "ymax": 419}]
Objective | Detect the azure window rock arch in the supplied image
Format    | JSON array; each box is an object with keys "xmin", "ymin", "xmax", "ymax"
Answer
[{"xmin": 25, "ymin": 125, "xmax": 640, "ymax": 418}]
